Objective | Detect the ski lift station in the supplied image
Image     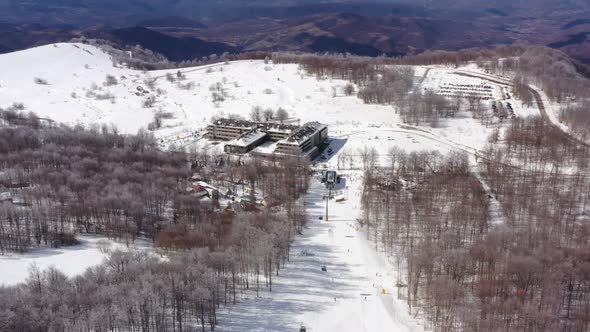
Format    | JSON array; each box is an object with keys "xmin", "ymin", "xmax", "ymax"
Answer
[{"xmin": 321, "ymin": 170, "xmax": 338, "ymax": 188}]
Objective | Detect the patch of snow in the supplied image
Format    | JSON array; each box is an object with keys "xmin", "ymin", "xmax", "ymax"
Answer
[{"xmin": 0, "ymin": 235, "xmax": 153, "ymax": 286}]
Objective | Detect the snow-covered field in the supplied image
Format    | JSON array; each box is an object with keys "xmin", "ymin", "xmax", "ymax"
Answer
[
  {"xmin": 0, "ymin": 43, "xmax": 507, "ymax": 155},
  {"xmin": 0, "ymin": 43, "xmax": 548, "ymax": 328},
  {"xmin": 0, "ymin": 235, "xmax": 153, "ymax": 286}
]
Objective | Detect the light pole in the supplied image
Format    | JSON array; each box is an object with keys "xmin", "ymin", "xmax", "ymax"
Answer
[{"xmin": 324, "ymin": 170, "xmax": 336, "ymax": 221}]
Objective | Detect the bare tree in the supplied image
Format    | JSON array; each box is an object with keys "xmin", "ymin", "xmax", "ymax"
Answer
[
  {"xmin": 275, "ymin": 108, "xmax": 289, "ymax": 124},
  {"xmin": 344, "ymin": 83, "xmax": 355, "ymax": 96},
  {"xmin": 34, "ymin": 77, "xmax": 49, "ymax": 85},
  {"xmin": 250, "ymin": 106, "xmax": 262, "ymax": 122},
  {"xmin": 263, "ymin": 108, "xmax": 274, "ymax": 122},
  {"xmin": 104, "ymin": 74, "xmax": 118, "ymax": 86},
  {"xmin": 165, "ymin": 72, "xmax": 176, "ymax": 83}
]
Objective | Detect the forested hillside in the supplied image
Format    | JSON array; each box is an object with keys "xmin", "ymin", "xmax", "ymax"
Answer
[{"xmin": 0, "ymin": 109, "xmax": 310, "ymax": 331}]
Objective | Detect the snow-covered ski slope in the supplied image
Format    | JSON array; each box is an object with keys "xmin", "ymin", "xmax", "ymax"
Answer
[
  {"xmin": 0, "ymin": 43, "xmax": 515, "ymax": 155},
  {"xmin": 217, "ymin": 172, "xmax": 425, "ymax": 332}
]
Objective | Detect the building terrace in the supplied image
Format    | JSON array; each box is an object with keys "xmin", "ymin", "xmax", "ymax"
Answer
[{"xmin": 208, "ymin": 118, "xmax": 299, "ymax": 141}]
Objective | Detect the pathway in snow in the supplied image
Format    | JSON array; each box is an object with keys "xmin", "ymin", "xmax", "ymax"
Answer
[
  {"xmin": 216, "ymin": 172, "xmax": 425, "ymax": 332},
  {"xmin": 471, "ymin": 160, "xmax": 506, "ymax": 226}
]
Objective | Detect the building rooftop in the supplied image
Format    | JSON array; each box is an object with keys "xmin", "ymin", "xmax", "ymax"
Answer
[
  {"xmin": 258, "ymin": 122, "xmax": 299, "ymax": 133},
  {"xmin": 226, "ymin": 130, "xmax": 267, "ymax": 147},
  {"xmin": 213, "ymin": 118, "xmax": 255, "ymax": 128},
  {"xmin": 286, "ymin": 122, "xmax": 327, "ymax": 144},
  {"xmin": 252, "ymin": 141, "xmax": 279, "ymax": 154},
  {"xmin": 212, "ymin": 118, "xmax": 299, "ymax": 134}
]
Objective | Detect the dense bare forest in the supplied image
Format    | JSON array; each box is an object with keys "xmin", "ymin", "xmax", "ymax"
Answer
[
  {"xmin": 359, "ymin": 117, "xmax": 590, "ymax": 331},
  {"xmin": 0, "ymin": 110, "xmax": 309, "ymax": 331},
  {"xmin": 560, "ymin": 101, "xmax": 590, "ymax": 141}
]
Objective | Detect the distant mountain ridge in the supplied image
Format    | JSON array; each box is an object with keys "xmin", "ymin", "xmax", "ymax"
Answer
[
  {"xmin": 88, "ymin": 27, "xmax": 238, "ymax": 62},
  {"xmin": 0, "ymin": 1, "xmax": 589, "ymax": 63},
  {"xmin": 136, "ymin": 16, "xmax": 207, "ymax": 29}
]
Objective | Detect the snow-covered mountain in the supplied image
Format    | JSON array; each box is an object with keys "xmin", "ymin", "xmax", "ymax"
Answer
[
  {"xmin": 0, "ymin": 43, "xmax": 394, "ymax": 133},
  {"xmin": 0, "ymin": 42, "xmax": 503, "ymax": 159},
  {"xmin": 1, "ymin": 42, "xmax": 574, "ymax": 332},
  {"xmin": 0, "ymin": 43, "xmax": 141, "ymax": 131}
]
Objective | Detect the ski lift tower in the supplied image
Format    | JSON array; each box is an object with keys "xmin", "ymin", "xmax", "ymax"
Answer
[{"xmin": 325, "ymin": 170, "xmax": 337, "ymax": 221}]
